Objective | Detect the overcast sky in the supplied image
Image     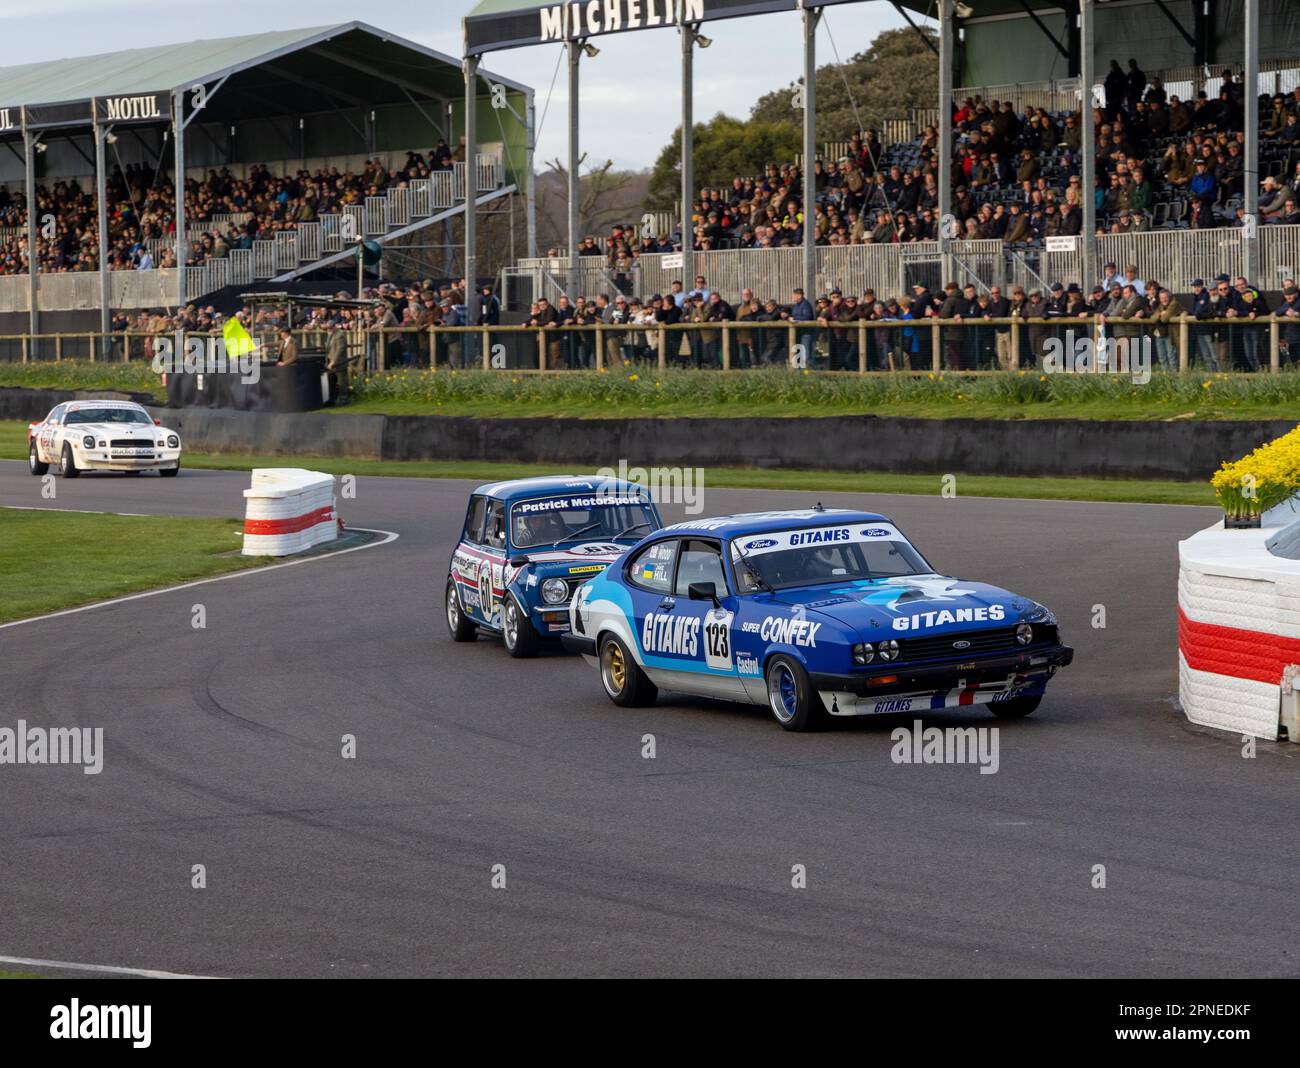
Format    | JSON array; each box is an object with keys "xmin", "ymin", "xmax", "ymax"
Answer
[{"xmin": 6, "ymin": 0, "xmax": 921, "ymax": 171}]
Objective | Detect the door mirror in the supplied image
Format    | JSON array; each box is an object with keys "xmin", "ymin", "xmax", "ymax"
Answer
[
  {"xmin": 688, "ymin": 581, "xmax": 719, "ymax": 606},
  {"xmin": 508, "ymin": 556, "xmax": 530, "ymax": 569}
]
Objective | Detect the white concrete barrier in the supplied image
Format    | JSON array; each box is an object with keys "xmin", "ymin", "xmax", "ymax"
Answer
[
  {"xmin": 1178, "ymin": 496, "xmax": 1300, "ymax": 742},
  {"xmin": 242, "ymin": 468, "xmax": 338, "ymax": 557}
]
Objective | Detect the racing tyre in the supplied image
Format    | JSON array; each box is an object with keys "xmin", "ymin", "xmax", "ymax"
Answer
[
  {"xmin": 989, "ymin": 694, "xmax": 1042, "ymax": 719},
  {"xmin": 599, "ymin": 633, "xmax": 658, "ymax": 707},
  {"xmin": 59, "ymin": 442, "xmax": 80, "ymax": 478},
  {"xmin": 765, "ymin": 655, "xmax": 827, "ymax": 732},
  {"xmin": 502, "ymin": 595, "xmax": 540, "ymax": 659},
  {"xmin": 159, "ymin": 461, "xmax": 180, "ymax": 478},
  {"xmin": 28, "ymin": 441, "xmax": 48, "ymax": 476},
  {"xmin": 446, "ymin": 580, "xmax": 478, "ymax": 642}
]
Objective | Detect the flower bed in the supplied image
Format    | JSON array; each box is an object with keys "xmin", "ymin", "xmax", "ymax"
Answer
[{"xmin": 1211, "ymin": 424, "xmax": 1300, "ymax": 525}]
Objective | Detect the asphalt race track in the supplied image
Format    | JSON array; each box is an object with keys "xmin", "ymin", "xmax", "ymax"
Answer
[{"xmin": 1, "ymin": 460, "xmax": 1295, "ymax": 978}]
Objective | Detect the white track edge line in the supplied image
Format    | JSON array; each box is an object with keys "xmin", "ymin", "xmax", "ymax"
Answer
[
  {"xmin": 0, "ymin": 526, "xmax": 399, "ymax": 631},
  {"xmin": 0, "ymin": 953, "xmax": 216, "ymax": 979}
]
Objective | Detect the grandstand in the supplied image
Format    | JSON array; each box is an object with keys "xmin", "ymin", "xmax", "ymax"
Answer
[
  {"xmin": 0, "ymin": 22, "xmax": 531, "ymax": 336},
  {"xmin": 476, "ymin": 0, "xmax": 1300, "ymax": 322}
]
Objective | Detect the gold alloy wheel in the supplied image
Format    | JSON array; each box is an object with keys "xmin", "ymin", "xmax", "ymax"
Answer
[{"xmin": 604, "ymin": 641, "xmax": 627, "ymax": 693}]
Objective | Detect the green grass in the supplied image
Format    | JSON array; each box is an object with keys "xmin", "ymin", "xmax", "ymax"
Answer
[
  {"xmin": 0, "ymin": 420, "xmax": 1216, "ymax": 506},
  {"xmin": 0, "ymin": 510, "xmax": 265, "ymax": 624},
  {"xmin": 7, "ymin": 361, "xmax": 1300, "ymax": 420}
]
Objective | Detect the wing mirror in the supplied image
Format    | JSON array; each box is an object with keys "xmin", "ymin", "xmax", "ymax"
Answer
[
  {"xmin": 153, "ymin": 418, "xmax": 162, "ymax": 426},
  {"xmin": 688, "ymin": 581, "xmax": 720, "ymax": 607},
  {"xmin": 508, "ymin": 556, "xmax": 530, "ymax": 569}
]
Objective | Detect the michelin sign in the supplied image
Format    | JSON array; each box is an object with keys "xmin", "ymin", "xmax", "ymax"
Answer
[{"xmin": 539, "ymin": 0, "xmax": 705, "ymax": 40}]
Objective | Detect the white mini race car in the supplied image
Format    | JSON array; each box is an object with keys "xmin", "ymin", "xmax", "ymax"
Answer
[{"xmin": 28, "ymin": 400, "xmax": 182, "ymax": 478}]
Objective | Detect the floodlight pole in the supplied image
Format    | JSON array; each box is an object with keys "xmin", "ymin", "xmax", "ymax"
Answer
[
  {"xmin": 464, "ymin": 51, "xmax": 480, "ymax": 292},
  {"xmin": 802, "ymin": 4, "xmax": 821, "ymax": 301},
  {"xmin": 1080, "ymin": 0, "xmax": 1095, "ymax": 288},
  {"xmin": 680, "ymin": 19, "xmax": 695, "ymax": 291},
  {"xmin": 938, "ymin": 0, "xmax": 953, "ymax": 272},
  {"xmin": 1243, "ymin": 0, "xmax": 1259, "ymax": 283},
  {"xmin": 94, "ymin": 113, "xmax": 110, "ymax": 343},
  {"xmin": 567, "ymin": 39, "xmax": 581, "ymax": 292},
  {"xmin": 21, "ymin": 118, "xmax": 38, "ymax": 337}
]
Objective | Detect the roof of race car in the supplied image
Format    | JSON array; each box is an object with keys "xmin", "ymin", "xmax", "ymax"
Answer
[
  {"xmin": 662, "ymin": 508, "xmax": 891, "ymax": 539},
  {"xmin": 473, "ymin": 475, "xmax": 653, "ymax": 503},
  {"xmin": 61, "ymin": 400, "xmax": 147, "ymax": 411}
]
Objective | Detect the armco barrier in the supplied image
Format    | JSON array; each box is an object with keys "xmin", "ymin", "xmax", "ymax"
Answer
[
  {"xmin": 1178, "ymin": 496, "xmax": 1300, "ymax": 742},
  {"xmin": 242, "ymin": 469, "xmax": 338, "ymax": 557}
]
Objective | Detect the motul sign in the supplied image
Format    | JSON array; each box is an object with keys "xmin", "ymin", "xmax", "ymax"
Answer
[{"xmin": 97, "ymin": 94, "xmax": 165, "ymax": 124}]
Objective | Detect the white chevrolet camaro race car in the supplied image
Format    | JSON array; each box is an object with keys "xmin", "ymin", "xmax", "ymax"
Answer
[{"xmin": 28, "ymin": 400, "xmax": 182, "ymax": 478}]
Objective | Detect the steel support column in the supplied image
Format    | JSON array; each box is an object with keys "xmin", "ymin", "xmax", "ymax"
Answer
[
  {"xmin": 681, "ymin": 20, "xmax": 696, "ymax": 291},
  {"xmin": 94, "ymin": 117, "xmax": 110, "ymax": 339},
  {"xmin": 464, "ymin": 53, "xmax": 480, "ymax": 290},
  {"xmin": 802, "ymin": 4, "xmax": 821, "ymax": 301},
  {"xmin": 1243, "ymin": 0, "xmax": 1259, "ymax": 282},
  {"xmin": 173, "ymin": 88, "xmax": 186, "ymax": 315},
  {"xmin": 1080, "ymin": 0, "xmax": 1096, "ymax": 288},
  {"xmin": 22, "ymin": 122, "xmax": 38, "ymax": 336},
  {"xmin": 525, "ymin": 88, "xmax": 537, "ymax": 259},
  {"xmin": 938, "ymin": 0, "xmax": 953, "ymax": 267},
  {"xmin": 566, "ymin": 39, "xmax": 581, "ymax": 290}
]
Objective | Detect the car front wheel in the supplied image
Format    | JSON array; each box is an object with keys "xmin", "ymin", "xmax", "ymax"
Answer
[
  {"xmin": 599, "ymin": 633, "xmax": 657, "ymax": 707},
  {"xmin": 59, "ymin": 442, "xmax": 80, "ymax": 478},
  {"xmin": 159, "ymin": 460, "xmax": 180, "ymax": 477},
  {"xmin": 765, "ymin": 655, "xmax": 827, "ymax": 731},
  {"xmin": 502, "ymin": 596, "xmax": 540, "ymax": 658},
  {"xmin": 29, "ymin": 441, "xmax": 48, "ymax": 476}
]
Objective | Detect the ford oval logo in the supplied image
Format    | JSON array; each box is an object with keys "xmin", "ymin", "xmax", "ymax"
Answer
[
  {"xmin": 746, "ymin": 538, "xmax": 777, "ymax": 550},
  {"xmin": 861, "ymin": 527, "xmax": 891, "ymax": 537},
  {"xmin": 952, "ymin": 640, "xmax": 971, "ymax": 649}
]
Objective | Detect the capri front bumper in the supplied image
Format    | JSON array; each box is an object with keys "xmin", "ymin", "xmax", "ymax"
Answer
[{"xmin": 809, "ymin": 644, "xmax": 1074, "ymax": 698}]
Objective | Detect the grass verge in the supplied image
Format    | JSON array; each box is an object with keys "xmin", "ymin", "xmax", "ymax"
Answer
[
  {"xmin": 0, "ymin": 420, "xmax": 1215, "ymax": 506},
  {"xmin": 5, "ymin": 362, "xmax": 1300, "ymax": 420},
  {"xmin": 0, "ymin": 510, "xmax": 264, "ymax": 624}
]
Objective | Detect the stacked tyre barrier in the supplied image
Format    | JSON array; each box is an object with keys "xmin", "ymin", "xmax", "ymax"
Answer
[
  {"xmin": 1178, "ymin": 496, "xmax": 1300, "ymax": 742},
  {"xmin": 242, "ymin": 468, "xmax": 338, "ymax": 557}
]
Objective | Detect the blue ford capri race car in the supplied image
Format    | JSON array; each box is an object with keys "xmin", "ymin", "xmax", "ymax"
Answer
[
  {"xmin": 446, "ymin": 475, "xmax": 663, "ymax": 657},
  {"xmin": 562, "ymin": 507, "xmax": 1073, "ymax": 730}
]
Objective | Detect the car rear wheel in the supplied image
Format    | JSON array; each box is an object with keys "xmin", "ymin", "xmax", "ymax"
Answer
[
  {"xmin": 989, "ymin": 694, "xmax": 1042, "ymax": 719},
  {"xmin": 59, "ymin": 443, "xmax": 80, "ymax": 478},
  {"xmin": 446, "ymin": 580, "xmax": 478, "ymax": 642},
  {"xmin": 502, "ymin": 596, "xmax": 540, "ymax": 658},
  {"xmin": 599, "ymin": 633, "xmax": 657, "ymax": 707},
  {"xmin": 765, "ymin": 655, "xmax": 827, "ymax": 732},
  {"xmin": 159, "ymin": 460, "xmax": 180, "ymax": 478},
  {"xmin": 28, "ymin": 441, "xmax": 48, "ymax": 476}
]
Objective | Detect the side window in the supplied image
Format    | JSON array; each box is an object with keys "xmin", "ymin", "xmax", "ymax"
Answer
[
  {"xmin": 675, "ymin": 540, "xmax": 727, "ymax": 596},
  {"xmin": 627, "ymin": 539, "xmax": 679, "ymax": 593},
  {"xmin": 462, "ymin": 496, "xmax": 487, "ymax": 544},
  {"xmin": 484, "ymin": 500, "xmax": 507, "ymax": 550},
  {"xmin": 48, "ymin": 405, "xmax": 65, "ymax": 426}
]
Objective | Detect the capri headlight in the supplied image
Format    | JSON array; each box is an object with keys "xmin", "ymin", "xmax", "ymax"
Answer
[
  {"xmin": 541, "ymin": 577, "xmax": 569, "ymax": 604},
  {"xmin": 82, "ymin": 435, "xmax": 95, "ymax": 449},
  {"xmin": 1015, "ymin": 621, "xmax": 1035, "ymax": 645},
  {"xmin": 878, "ymin": 639, "xmax": 900, "ymax": 661},
  {"xmin": 167, "ymin": 435, "xmax": 179, "ymax": 448},
  {"xmin": 852, "ymin": 642, "xmax": 875, "ymax": 665}
]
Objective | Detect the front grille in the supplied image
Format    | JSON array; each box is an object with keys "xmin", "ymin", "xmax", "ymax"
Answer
[
  {"xmin": 110, "ymin": 439, "xmax": 151, "ymax": 449},
  {"xmin": 899, "ymin": 624, "xmax": 1057, "ymax": 662}
]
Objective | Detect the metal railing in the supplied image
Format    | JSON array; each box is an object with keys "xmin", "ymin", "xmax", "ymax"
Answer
[{"xmin": 0, "ymin": 318, "xmax": 1291, "ymax": 375}]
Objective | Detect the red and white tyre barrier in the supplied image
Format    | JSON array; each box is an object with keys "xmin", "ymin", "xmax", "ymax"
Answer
[
  {"xmin": 242, "ymin": 468, "xmax": 338, "ymax": 557},
  {"xmin": 1178, "ymin": 500, "xmax": 1300, "ymax": 742}
]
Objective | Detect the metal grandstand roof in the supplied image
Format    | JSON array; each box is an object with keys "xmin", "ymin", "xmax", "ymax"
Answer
[{"xmin": 0, "ymin": 21, "xmax": 529, "ymax": 130}]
